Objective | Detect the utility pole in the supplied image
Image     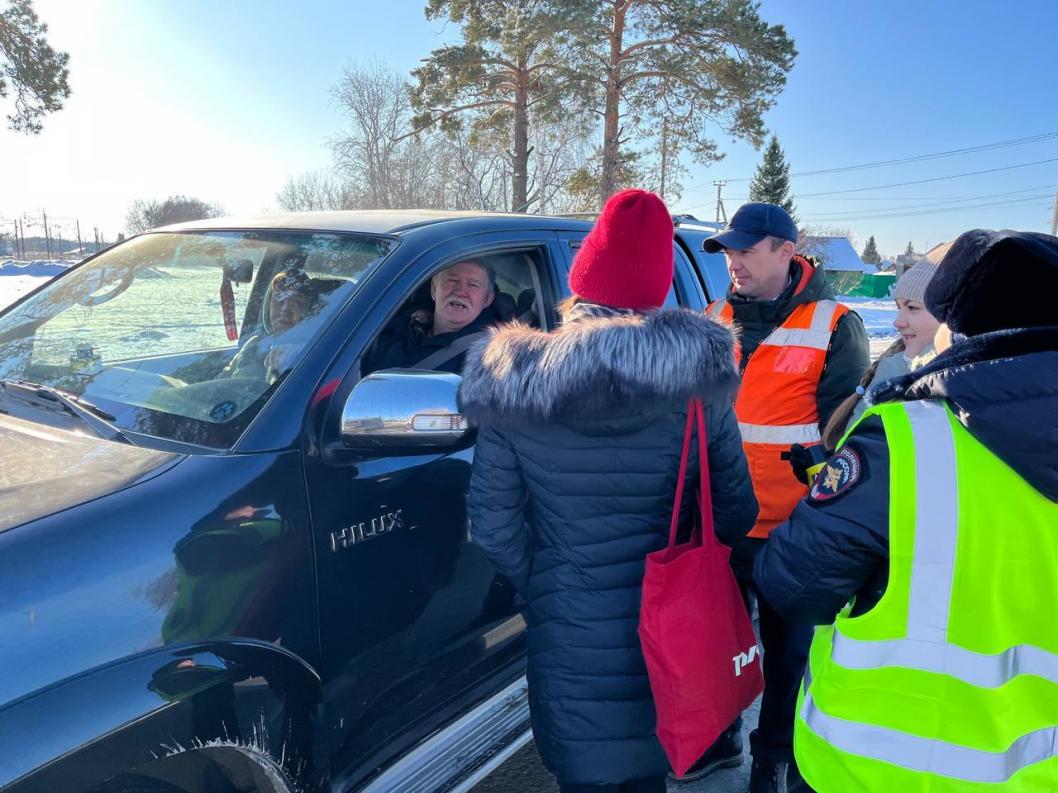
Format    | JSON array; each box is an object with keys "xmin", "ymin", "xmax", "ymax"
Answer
[
  {"xmin": 1051, "ymin": 184, "xmax": 1058, "ymax": 236},
  {"xmin": 42, "ymin": 210, "xmax": 51, "ymax": 259},
  {"xmin": 713, "ymin": 181, "xmax": 728, "ymax": 224},
  {"xmin": 76, "ymin": 220, "xmax": 83, "ymax": 258}
]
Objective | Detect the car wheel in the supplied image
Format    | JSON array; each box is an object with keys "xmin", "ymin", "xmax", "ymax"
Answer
[{"xmin": 94, "ymin": 745, "xmax": 296, "ymax": 793}]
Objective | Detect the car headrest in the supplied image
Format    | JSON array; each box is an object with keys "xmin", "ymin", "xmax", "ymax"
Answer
[
  {"xmin": 492, "ymin": 291, "xmax": 516, "ymax": 322},
  {"xmin": 517, "ymin": 289, "xmax": 536, "ymax": 315}
]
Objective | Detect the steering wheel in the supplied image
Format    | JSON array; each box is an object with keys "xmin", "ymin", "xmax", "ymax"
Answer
[{"xmin": 78, "ymin": 266, "xmax": 136, "ymax": 307}]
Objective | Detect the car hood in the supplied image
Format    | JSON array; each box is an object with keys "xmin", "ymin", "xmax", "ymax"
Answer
[{"xmin": 0, "ymin": 413, "xmax": 183, "ymax": 531}]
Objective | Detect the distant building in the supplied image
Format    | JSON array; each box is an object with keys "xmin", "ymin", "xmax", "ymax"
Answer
[
  {"xmin": 800, "ymin": 236, "xmax": 875, "ymax": 274},
  {"xmin": 800, "ymin": 236, "xmax": 895, "ymax": 297}
]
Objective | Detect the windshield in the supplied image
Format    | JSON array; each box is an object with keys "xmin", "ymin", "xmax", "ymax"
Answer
[{"xmin": 0, "ymin": 230, "xmax": 393, "ymax": 448}]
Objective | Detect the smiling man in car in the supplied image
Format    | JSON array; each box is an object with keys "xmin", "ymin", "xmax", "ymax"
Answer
[{"xmin": 364, "ymin": 259, "xmax": 497, "ymax": 375}]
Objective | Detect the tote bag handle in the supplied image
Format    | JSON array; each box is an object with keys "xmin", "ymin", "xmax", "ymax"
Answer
[{"xmin": 668, "ymin": 399, "xmax": 715, "ymax": 548}]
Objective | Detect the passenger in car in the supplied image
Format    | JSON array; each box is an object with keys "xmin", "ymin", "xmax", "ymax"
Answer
[
  {"xmin": 363, "ymin": 259, "xmax": 498, "ymax": 375},
  {"xmin": 224, "ymin": 268, "xmax": 319, "ymax": 384}
]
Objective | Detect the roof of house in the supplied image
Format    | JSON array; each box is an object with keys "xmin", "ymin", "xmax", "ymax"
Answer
[{"xmin": 800, "ymin": 236, "xmax": 875, "ymax": 273}]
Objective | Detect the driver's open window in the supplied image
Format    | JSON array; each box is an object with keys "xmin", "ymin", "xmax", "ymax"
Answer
[{"xmin": 362, "ymin": 246, "xmax": 553, "ymax": 377}]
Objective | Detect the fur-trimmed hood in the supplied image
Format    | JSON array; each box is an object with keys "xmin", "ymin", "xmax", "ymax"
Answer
[{"xmin": 459, "ymin": 303, "xmax": 738, "ymax": 425}]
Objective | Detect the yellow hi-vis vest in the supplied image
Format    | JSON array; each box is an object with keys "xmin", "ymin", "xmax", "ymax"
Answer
[{"xmin": 795, "ymin": 399, "xmax": 1058, "ymax": 792}]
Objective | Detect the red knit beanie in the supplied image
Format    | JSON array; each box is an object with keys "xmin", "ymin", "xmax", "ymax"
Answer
[{"xmin": 569, "ymin": 189, "xmax": 674, "ymax": 311}]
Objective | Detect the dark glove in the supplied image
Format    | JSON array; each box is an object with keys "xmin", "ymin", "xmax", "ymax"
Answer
[{"xmin": 784, "ymin": 443, "xmax": 829, "ymax": 486}]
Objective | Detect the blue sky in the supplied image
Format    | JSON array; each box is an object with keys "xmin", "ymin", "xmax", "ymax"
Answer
[{"xmin": 2, "ymin": 0, "xmax": 1056, "ymax": 257}]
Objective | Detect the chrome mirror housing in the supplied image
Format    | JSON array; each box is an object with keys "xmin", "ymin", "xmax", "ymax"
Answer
[{"xmin": 340, "ymin": 369, "xmax": 471, "ymax": 452}]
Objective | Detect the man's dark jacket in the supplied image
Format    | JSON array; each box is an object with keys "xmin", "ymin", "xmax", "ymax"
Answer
[
  {"xmin": 725, "ymin": 255, "xmax": 870, "ymax": 433},
  {"xmin": 459, "ymin": 304, "xmax": 759, "ymax": 785},
  {"xmin": 363, "ymin": 308, "xmax": 494, "ymax": 374},
  {"xmin": 754, "ymin": 326, "xmax": 1058, "ymax": 625}
]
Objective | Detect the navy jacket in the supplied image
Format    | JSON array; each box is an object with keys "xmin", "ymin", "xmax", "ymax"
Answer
[
  {"xmin": 459, "ymin": 303, "xmax": 758, "ymax": 785},
  {"xmin": 755, "ymin": 326, "xmax": 1058, "ymax": 625},
  {"xmin": 364, "ymin": 308, "xmax": 495, "ymax": 375}
]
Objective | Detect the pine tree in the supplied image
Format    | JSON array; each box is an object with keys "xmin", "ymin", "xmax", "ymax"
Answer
[
  {"xmin": 862, "ymin": 235, "xmax": 880, "ymax": 265},
  {"xmin": 748, "ymin": 136, "xmax": 797, "ymax": 223},
  {"xmin": 905, "ymin": 241, "xmax": 915, "ymax": 256},
  {"xmin": 0, "ymin": 0, "xmax": 71, "ymax": 133}
]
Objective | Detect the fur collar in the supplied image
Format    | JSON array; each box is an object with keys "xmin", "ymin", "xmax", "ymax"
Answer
[{"xmin": 459, "ymin": 305, "xmax": 738, "ymax": 424}]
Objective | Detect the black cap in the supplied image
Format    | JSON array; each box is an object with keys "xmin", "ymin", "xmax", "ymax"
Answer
[
  {"xmin": 703, "ymin": 202, "xmax": 799, "ymax": 253},
  {"xmin": 926, "ymin": 229, "xmax": 1058, "ymax": 336}
]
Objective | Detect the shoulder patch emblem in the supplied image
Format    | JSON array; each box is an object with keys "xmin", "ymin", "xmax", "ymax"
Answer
[{"xmin": 809, "ymin": 447, "xmax": 862, "ymax": 502}]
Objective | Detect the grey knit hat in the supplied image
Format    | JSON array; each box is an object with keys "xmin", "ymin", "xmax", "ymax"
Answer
[{"xmin": 894, "ymin": 260, "xmax": 938, "ymax": 303}]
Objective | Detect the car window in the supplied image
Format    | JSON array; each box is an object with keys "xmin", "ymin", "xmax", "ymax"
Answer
[
  {"xmin": 363, "ymin": 246, "xmax": 550, "ymax": 376},
  {"xmin": 0, "ymin": 230, "xmax": 393, "ymax": 448}
]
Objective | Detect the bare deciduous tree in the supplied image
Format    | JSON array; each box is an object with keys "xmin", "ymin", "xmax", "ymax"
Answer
[
  {"xmin": 322, "ymin": 61, "xmax": 590, "ymax": 214},
  {"xmin": 125, "ymin": 195, "xmax": 223, "ymax": 234},
  {"xmin": 276, "ymin": 170, "xmax": 355, "ymax": 212}
]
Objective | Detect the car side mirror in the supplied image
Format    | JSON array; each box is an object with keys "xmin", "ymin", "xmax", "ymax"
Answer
[{"xmin": 340, "ymin": 369, "xmax": 472, "ymax": 453}]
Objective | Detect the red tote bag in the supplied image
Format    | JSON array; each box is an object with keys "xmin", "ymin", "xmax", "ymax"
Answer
[{"xmin": 638, "ymin": 398, "xmax": 764, "ymax": 778}]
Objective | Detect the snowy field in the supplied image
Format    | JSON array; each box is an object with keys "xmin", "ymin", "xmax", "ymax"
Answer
[
  {"xmin": 839, "ymin": 296, "xmax": 899, "ymax": 358},
  {"xmin": 0, "ymin": 259, "xmax": 65, "ymax": 310},
  {"xmin": 0, "ymin": 262, "xmax": 898, "ymax": 358}
]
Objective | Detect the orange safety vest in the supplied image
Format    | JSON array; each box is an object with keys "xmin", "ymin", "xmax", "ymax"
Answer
[{"xmin": 707, "ymin": 288, "xmax": 848, "ymax": 538}]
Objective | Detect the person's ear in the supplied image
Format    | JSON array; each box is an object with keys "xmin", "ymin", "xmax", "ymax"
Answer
[
  {"xmin": 782, "ymin": 240, "xmax": 796, "ymax": 259},
  {"xmin": 483, "ymin": 287, "xmax": 494, "ymax": 307},
  {"xmin": 934, "ymin": 322, "xmax": 953, "ymax": 353},
  {"xmin": 430, "ymin": 278, "xmax": 438, "ymax": 302}
]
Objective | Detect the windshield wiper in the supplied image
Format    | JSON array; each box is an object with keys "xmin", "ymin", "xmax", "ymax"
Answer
[{"xmin": 0, "ymin": 379, "xmax": 133, "ymax": 445}]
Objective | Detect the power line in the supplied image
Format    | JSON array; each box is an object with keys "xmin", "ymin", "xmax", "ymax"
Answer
[
  {"xmin": 796, "ymin": 195, "xmax": 1050, "ymax": 223},
  {"xmin": 715, "ymin": 184, "xmax": 1053, "ymax": 207},
  {"xmin": 720, "ymin": 184, "xmax": 1055, "ymax": 203},
  {"xmin": 797, "ymin": 187, "xmax": 1055, "ymax": 219},
  {"xmin": 683, "ymin": 130, "xmax": 1058, "ymax": 192},
  {"xmin": 778, "ymin": 132, "xmax": 1058, "ymax": 179},
  {"xmin": 795, "ymin": 157, "xmax": 1058, "ymax": 198}
]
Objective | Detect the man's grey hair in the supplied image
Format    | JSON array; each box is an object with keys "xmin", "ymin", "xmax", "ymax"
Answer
[
  {"xmin": 766, "ymin": 234, "xmax": 796, "ymax": 251},
  {"xmin": 431, "ymin": 259, "xmax": 496, "ymax": 292}
]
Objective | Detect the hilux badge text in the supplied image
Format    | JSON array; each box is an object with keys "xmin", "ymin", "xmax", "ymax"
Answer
[{"xmin": 330, "ymin": 509, "xmax": 404, "ymax": 551}]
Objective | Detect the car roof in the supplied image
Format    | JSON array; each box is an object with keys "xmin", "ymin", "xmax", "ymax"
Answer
[{"xmin": 157, "ymin": 209, "xmax": 595, "ymax": 236}]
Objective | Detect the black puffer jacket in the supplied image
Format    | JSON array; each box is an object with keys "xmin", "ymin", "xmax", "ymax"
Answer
[
  {"xmin": 459, "ymin": 303, "xmax": 758, "ymax": 785},
  {"xmin": 754, "ymin": 326, "xmax": 1058, "ymax": 625}
]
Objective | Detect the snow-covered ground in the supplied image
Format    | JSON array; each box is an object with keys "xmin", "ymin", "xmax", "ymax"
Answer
[
  {"xmin": 0, "ymin": 264, "xmax": 899, "ymax": 358},
  {"xmin": 839, "ymin": 296, "xmax": 898, "ymax": 358},
  {"xmin": 0, "ymin": 260, "xmax": 71, "ymax": 310},
  {"xmin": 0, "ymin": 275, "xmax": 53, "ymax": 309}
]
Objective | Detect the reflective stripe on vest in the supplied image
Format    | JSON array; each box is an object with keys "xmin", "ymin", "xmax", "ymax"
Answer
[
  {"xmin": 706, "ymin": 294, "xmax": 848, "ymax": 537},
  {"xmin": 801, "ymin": 667, "xmax": 1058, "ymax": 784},
  {"xmin": 737, "ymin": 421, "xmax": 821, "ymax": 445},
  {"xmin": 759, "ymin": 300, "xmax": 841, "ymax": 352},
  {"xmin": 797, "ymin": 400, "xmax": 1058, "ymax": 786}
]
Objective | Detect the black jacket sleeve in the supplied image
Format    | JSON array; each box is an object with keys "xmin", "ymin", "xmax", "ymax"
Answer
[
  {"xmin": 817, "ymin": 311, "xmax": 870, "ymax": 429},
  {"xmin": 753, "ymin": 415, "xmax": 890, "ymax": 625},
  {"xmin": 467, "ymin": 424, "xmax": 532, "ymax": 595},
  {"xmin": 363, "ymin": 309, "xmax": 432, "ymax": 374},
  {"xmin": 703, "ymin": 399, "xmax": 759, "ymax": 545}
]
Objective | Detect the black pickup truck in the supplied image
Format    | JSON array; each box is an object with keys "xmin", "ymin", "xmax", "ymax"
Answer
[{"xmin": 0, "ymin": 210, "xmax": 727, "ymax": 793}]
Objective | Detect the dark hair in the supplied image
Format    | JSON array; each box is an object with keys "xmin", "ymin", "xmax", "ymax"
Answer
[
  {"xmin": 766, "ymin": 234, "xmax": 794, "ymax": 251},
  {"xmin": 821, "ymin": 338, "xmax": 905, "ymax": 451}
]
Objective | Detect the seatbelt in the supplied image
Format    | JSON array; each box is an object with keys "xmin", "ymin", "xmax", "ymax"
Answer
[{"xmin": 411, "ymin": 331, "xmax": 488, "ymax": 371}]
